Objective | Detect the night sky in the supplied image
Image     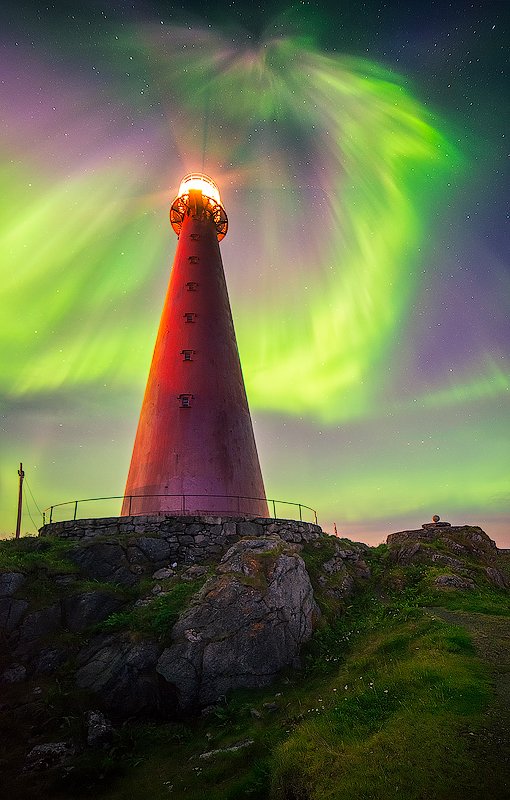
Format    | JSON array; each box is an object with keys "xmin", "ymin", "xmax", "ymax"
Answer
[{"xmin": 1, "ymin": 1, "xmax": 509, "ymax": 544}]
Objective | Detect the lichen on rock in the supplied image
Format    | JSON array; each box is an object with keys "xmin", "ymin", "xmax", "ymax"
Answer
[{"xmin": 157, "ymin": 537, "xmax": 319, "ymax": 709}]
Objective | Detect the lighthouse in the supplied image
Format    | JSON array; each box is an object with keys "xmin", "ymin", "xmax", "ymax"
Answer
[{"xmin": 122, "ymin": 174, "xmax": 268, "ymax": 517}]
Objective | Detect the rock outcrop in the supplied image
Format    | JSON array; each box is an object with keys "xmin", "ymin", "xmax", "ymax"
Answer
[
  {"xmin": 0, "ymin": 516, "xmax": 324, "ymax": 718},
  {"xmin": 386, "ymin": 525, "xmax": 508, "ymax": 590},
  {"xmin": 157, "ymin": 537, "xmax": 319, "ymax": 709},
  {"xmin": 314, "ymin": 539, "xmax": 371, "ymax": 602},
  {"xmin": 76, "ymin": 635, "xmax": 174, "ymax": 717},
  {"xmin": 0, "ymin": 514, "xmax": 508, "ymax": 797},
  {"xmin": 1, "ymin": 516, "xmax": 506, "ymax": 734}
]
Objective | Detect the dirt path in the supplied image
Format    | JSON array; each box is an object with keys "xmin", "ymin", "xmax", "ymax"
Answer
[{"xmin": 427, "ymin": 608, "xmax": 510, "ymax": 798}]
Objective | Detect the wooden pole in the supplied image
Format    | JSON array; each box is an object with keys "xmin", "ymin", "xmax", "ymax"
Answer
[{"xmin": 15, "ymin": 462, "xmax": 24, "ymax": 539}]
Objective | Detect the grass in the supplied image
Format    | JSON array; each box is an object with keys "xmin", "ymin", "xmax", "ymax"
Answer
[
  {"xmin": 0, "ymin": 535, "xmax": 77, "ymax": 575},
  {"xmin": 270, "ymin": 613, "xmax": 491, "ymax": 800},
  {"xmin": 46, "ymin": 580, "xmax": 498, "ymax": 800},
  {"xmin": 96, "ymin": 578, "xmax": 206, "ymax": 642},
  {"xmin": 0, "ymin": 536, "xmax": 136, "ymax": 610},
  {"xmin": 37, "ymin": 610, "xmax": 496, "ymax": 800}
]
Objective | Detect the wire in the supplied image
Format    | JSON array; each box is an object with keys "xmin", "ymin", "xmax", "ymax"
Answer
[
  {"xmin": 25, "ymin": 475, "xmax": 43, "ymax": 516},
  {"xmin": 23, "ymin": 490, "xmax": 39, "ymax": 533}
]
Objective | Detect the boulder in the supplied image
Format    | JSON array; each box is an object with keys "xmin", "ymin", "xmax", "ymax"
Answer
[
  {"xmin": 62, "ymin": 591, "xmax": 125, "ymax": 632},
  {"xmin": 485, "ymin": 567, "xmax": 508, "ymax": 589},
  {"xmin": 69, "ymin": 542, "xmax": 137, "ymax": 586},
  {"xmin": 0, "ymin": 597, "xmax": 29, "ymax": 633},
  {"xmin": 1, "ymin": 663, "xmax": 27, "ymax": 683},
  {"xmin": 182, "ymin": 565, "xmax": 208, "ymax": 579},
  {"xmin": 199, "ymin": 739, "xmax": 254, "ymax": 760},
  {"xmin": 157, "ymin": 539, "xmax": 319, "ymax": 710},
  {"xmin": 386, "ymin": 526, "xmax": 501, "ymax": 572},
  {"xmin": 31, "ymin": 646, "xmax": 67, "ymax": 675},
  {"xmin": 86, "ymin": 710, "xmax": 114, "ymax": 747},
  {"xmin": 431, "ymin": 553, "xmax": 465, "ymax": 570},
  {"xmin": 441, "ymin": 537, "xmax": 469, "ymax": 555},
  {"xmin": 152, "ymin": 567, "xmax": 175, "ymax": 580},
  {"xmin": 54, "ymin": 574, "xmax": 78, "ymax": 587},
  {"xmin": 24, "ymin": 741, "xmax": 75, "ymax": 772},
  {"xmin": 434, "ymin": 574, "xmax": 476, "ymax": 590},
  {"xmin": 388, "ymin": 541, "xmax": 423, "ymax": 565},
  {"xmin": 75, "ymin": 634, "xmax": 175, "ymax": 718},
  {"xmin": 315, "ymin": 540, "xmax": 370, "ymax": 602},
  {"xmin": 216, "ymin": 536, "xmax": 282, "ymax": 575},
  {"xmin": 136, "ymin": 537, "xmax": 172, "ymax": 563},
  {"xmin": 387, "ymin": 526, "xmax": 497, "ymax": 557},
  {"xmin": 0, "ymin": 572, "xmax": 26, "ymax": 596},
  {"xmin": 16, "ymin": 604, "xmax": 61, "ymax": 645},
  {"xmin": 319, "ymin": 571, "xmax": 355, "ymax": 600}
]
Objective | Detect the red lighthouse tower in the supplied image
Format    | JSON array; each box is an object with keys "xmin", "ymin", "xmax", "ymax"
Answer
[{"xmin": 122, "ymin": 174, "xmax": 268, "ymax": 517}]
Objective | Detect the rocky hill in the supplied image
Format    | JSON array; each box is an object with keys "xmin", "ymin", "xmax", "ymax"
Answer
[{"xmin": 0, "ymin": 516, "xmax": 509, "ymax": 799}]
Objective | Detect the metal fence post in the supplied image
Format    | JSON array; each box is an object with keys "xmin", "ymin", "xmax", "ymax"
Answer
[
  {"xmin": 73, "ymin": 501, "xmax": 78, "ymax": 521},
  {"xmin": 272, "ymin": 499, "xmax": 276, "ymax": 518},
  {"xmin": 50, "ymin": 506, "xmax": 53, "ymax": 523},
  {"xmin": 298, "ymin": 504, "xmax": 302, "ymax": 522}
]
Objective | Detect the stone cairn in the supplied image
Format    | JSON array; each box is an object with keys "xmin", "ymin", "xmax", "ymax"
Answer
[{"xmin": 422, "ymin": 514, "xmax": 452, "ymax": 530}]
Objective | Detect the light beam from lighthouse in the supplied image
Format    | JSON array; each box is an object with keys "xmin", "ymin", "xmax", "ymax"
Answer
[{"xmin": 121, "ymin": 174, "xmax": 268, "ymax": 517}]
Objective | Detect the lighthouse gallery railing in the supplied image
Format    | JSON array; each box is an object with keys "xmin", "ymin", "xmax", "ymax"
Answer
[{"xmin": 43, "ymin": 494, "xmax": 318, "ymax": 526}]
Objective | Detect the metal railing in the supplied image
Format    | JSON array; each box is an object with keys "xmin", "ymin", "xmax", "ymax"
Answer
[{"xmin": 42, "ymin": 493, "xmax": 318, "ymax": 526}]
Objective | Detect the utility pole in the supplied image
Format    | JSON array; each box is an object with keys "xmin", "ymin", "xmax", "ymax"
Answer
[{"xmin": 15, "ymin": 462, "xmax": 24, "ymax": 539}]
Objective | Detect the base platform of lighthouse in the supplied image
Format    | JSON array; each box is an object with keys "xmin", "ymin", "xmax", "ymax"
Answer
[{"xmin": 39, "ymin": 515, "xmax": 323, "ymax": 559}]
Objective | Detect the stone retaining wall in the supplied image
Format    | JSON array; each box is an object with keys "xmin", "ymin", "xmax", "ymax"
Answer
[{"xmin": 39, "ymin": 515, "xmax": 323, "ymax": 565}]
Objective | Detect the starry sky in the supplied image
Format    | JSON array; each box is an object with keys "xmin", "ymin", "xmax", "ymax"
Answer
[{"xmin": 1, "ymin": 0, "xmax": 509, "ymax": 545}]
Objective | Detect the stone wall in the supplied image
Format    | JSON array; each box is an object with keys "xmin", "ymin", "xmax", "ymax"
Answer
[{"xmin": 39, "ymin": 515, "xmax": 323, "ymax": 565}]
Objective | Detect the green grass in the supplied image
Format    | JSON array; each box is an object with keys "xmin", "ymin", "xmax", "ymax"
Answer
[
  {"xmin": 372, "ymin": 543, "xmax": 510, "ymax": 616},
  {"xmin": 427, "ymin": 586, "xmax": 510, "ymax": 615},
  {"xmin": 0, "ymin": 537, "xmax": 136, "ymax": 610},
  {"xmin": 270, "ymin": 615, "xmax": 491, "ymax": 800},
  {"xmin": 0, "ymin": 535, "xmax": 77, "ymax": 575},
  {"xmin": 97, "ymin": 578, "xmax": 206, "ymax": 642},
  {"xmin": 54, "ymin": 608, "xmax": 492, "ymax": 800}
]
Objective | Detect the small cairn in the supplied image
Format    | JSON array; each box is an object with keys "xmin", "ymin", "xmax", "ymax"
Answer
[{"xmin": 422, "ymin": 514, "xmax": 452, "ymax": 530}]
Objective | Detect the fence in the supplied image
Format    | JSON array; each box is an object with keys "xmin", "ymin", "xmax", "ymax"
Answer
[{"xmin": 43, "ymin": 493, "xmax": 318, "ymax": 526}]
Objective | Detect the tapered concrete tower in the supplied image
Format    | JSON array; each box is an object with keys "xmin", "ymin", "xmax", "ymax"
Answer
[{"xmin": 122, "ymin": 174, "xmax": 268, "ymax": 517}]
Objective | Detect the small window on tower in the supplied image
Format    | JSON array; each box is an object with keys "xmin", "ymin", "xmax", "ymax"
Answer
[
  {"xmin": 178, "ymin": 394, "xmax": 194, "ymax": 408},
  {"xmin": 184, "ymin": 312, "xmax": 197, "ymax": 323},
  {"xmin": 188, "ymin": 256, "xmax": 200, "ymax": 264},
  {"xmin": 181, "ymin": 349, "xmax": 195, "ymax": 361},
  {"xmin": 186, "ymin": 281, "xmax": 198, "ymax": 292},
  {"xmin": 190, "ymin": 233, "xmax": 200, "ymax": 240}
]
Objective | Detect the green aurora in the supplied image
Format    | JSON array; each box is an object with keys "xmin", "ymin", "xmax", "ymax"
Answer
[{"xmin": 1, "ymin": 26, "xmax": 508, "ymax": 543}]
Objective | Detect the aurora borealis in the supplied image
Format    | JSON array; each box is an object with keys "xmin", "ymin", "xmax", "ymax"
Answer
[{"xmin": 1, "ymin": 1, "xmax": 508, "ymax": 544}]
